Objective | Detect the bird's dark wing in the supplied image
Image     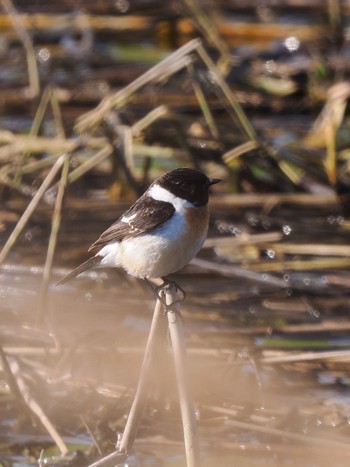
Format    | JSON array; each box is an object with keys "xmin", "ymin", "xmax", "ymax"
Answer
[{"xmin": 88, "ymin": 195, "xmax": 175, "ymax": 252}]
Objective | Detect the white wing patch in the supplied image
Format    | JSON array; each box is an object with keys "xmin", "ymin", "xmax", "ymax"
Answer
[{"xmin": 121, "ymin": 212, "xmax": 138, "ymax": 223}]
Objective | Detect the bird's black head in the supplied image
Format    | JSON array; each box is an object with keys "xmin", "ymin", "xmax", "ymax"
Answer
[{"xmin": 158, "ymin": 168, "xmax": 221, "ymax": 206}]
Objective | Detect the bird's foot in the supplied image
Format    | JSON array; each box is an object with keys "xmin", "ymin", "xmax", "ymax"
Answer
[
  {"xmin": 157, "ymin": 277, "xmax": 186, "ymax": 307},
  {"xmin": 145, "ymin": 277, "xmax": 186, "ymax": 308}
]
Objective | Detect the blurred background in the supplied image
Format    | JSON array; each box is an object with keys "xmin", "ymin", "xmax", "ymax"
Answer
[{"xmin": 2, "ymin": 1, "xmax": 350, "ymax": 466}]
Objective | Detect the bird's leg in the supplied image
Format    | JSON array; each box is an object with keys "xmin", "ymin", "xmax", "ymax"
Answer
[
  {"xmin": 144, "ymin": 277, "xmax": 186, "ymax": 308},
  {"xmin": 157, "ymin": 277, "xmax": 186, "ymax": 305}
]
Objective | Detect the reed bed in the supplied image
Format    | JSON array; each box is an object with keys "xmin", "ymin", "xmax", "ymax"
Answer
[{"xmin": 2, "ymin": 0, "xmax": 350, "ymax": 466}]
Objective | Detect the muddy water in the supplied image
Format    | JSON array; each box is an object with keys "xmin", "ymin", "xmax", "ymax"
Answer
[{"xmin": 2, "ymin": 200, "xmax": 350, "ymax": 466}]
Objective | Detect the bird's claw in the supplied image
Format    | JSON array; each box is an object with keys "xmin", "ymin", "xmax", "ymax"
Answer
[
  {"xmin": 156, "ymin": 279, "xmax": 186, "ymax": 310},
  {"xmin": 145, "ymin": 277, "xmax": 186, "ymax": 309}
]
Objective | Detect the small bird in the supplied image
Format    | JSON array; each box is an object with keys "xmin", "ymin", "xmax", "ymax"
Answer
[{"xmin": 57, "ymin": 167, "xmax": 221, "ymax": 286}]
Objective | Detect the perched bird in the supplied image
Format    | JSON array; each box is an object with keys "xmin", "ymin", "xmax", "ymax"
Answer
[{"xmin": 57, "ymin": 168, "xmax": 220, "ymax": 286}]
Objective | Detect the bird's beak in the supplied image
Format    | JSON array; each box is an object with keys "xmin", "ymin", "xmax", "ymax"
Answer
[{"xmin": 209, "ymin": 178, "xmax": 221, "ymax": 185}]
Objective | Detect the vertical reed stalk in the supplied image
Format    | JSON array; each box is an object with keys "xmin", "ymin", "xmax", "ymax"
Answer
[
  {"xmin": 165, "ymin": 285, "xmax": 201, "ymax": 467},
  {"xmin": 36, "ymin": 153, "xmax": 71, "ymax": 324},
  {"xmin": 87, "ymin": 298, "xmax": 164, "ymax": 467}
]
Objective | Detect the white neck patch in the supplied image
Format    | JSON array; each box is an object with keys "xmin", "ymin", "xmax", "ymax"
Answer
[{"xmin": 148, "ymin": 184, "xmax": 193, "ymax": 211}]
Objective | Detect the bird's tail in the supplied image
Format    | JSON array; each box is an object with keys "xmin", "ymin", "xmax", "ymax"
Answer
[{"xmin": 56, "ymin": 256, "xmax": 101, "ymax": 286}]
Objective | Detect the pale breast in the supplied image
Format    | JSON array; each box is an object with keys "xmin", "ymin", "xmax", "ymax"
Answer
[{"xmin": 118, "ymin": 205, "xmax": 209, "ymax": 278}]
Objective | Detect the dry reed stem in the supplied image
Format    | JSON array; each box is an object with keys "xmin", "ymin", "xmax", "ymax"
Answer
[
  {"xmin": 66, "ymin": 146, "xmax": 113, "ymax": 184},
  {"xmin": 222, "ymin": 140, "xmax": 260, "ymax": 165},
  {"xmin": 131, "ymin": 105, "xmax": 169, "ymax": 136},
  {"xmin": 0, "ymin": 155, "xmax": 65, "ymax": 265},
  {"xmin": 22, "ymin": 86, "xmax": 52, "ymax": 166},
  {"xmin": 203, "ymin": 232, "xmax": 282, "ymax": 249},
  {"xmin": 87, "ymin": 298, "xmax": 164, "ymax": 467},
  {"xmin": 183, "ymin": 0, "xmax": 232, "ymax": 75},
  {"xmin": 209, "ymin": 192, "xmax": 338, "ymax": 208},
  {"xmin": 9, "ymin": 153, "xmax": 62, "ymax": 177},
  {"xmin": 88, "ymin": 285, "xmax": 200, "ymax": 467},
  {"xmin": 270, "ymin": 243, "xmax": 350, "ymax": 257},
  {"xmin": 0, "ymin": 131, "xmax": 181, "ymax": 164},
  {"xmin": 0, "ymin": 12, "xmax": 151, "ymax": 36},
  {"xmin": 116, "ymin": 298, "xmax": 164, "ymax": 455},
  {"xmin": 77, "ymin": 53, "xmax": 192, "ymax": 131},
  {"xmin": 188, "ymin": 63, "xmax": 219, "ymax": 139},
  {"xmin": 196, "ymin": 42, "xmax": 257, "ymax": 141},
  {"xmin": 0, "ymin": 133, "xmax": 82, "ymax": 161},
  {"xmin": 75, "ymin": 37, "xmax": 256, "ymax": 150},
  {"xmin": 191, "ymin": 257, "xmax": 287, "ymax": 288},
  {"xmin": 250, "ymin": 257, "xmax": 350, "ymax": 271},
  {"xmin": 49, "ymin": 86, "xmax": 66, "ymax": 138},
  {"xmin": 6, "ymin": 355, "xmax": 68, "ymax": 455},
  {"xmin": 37, "ymin": 153, "xmax": 71, "ymax": 324},
  {"xmin": 118, "ymin": 125, "xmax": 134, "ymax": 172},
  {"xmin": 2, "ymin": 0, "xmax": 39, "ymax": 98},
  {"xmin": 165, "ymin": 284, "xmax": 201, "ymax": 467},
  {"xmin": 0, "ymin": 11, "xmax": 326, "ymax": 40},
  {"xmin": 263, "ymin": 349, "xmax": 350, "ymax": 364},
  {"xmin": 207, "ymin": 405, "xmax": 350, "ymax": 454}
]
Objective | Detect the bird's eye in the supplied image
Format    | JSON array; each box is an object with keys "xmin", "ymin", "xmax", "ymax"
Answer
[{"xmin": 179, "ymin": 181, "xmax": 192, "ymax": 192}]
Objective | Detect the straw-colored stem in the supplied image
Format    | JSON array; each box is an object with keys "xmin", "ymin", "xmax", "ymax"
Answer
[
  {"xmin": 28, "ymin": 86, "xmax": 51, "ymax": 138},
  {"xmin": 87, "ymin": 298, "xmax": 165, "ymax": 467},
  {"xmin": 2, "ymin": 0, "xmax": 39, "ymax": 98},
  {"xmin": 251, "ymin": 257, "xmax": 350, "ymax": 271},
  {"xmin": 6, "ymin": 356, "xmax": 68, "ymax": 455},
  {"xmin": 131, "ymin": 105, "xmax": 169, "ymax": 136},
  {"xmin": 117, "ymin": 297, "xmax": 164, "ymax": 454},
  {"xmin": 0, "ymin": 155, "xmax": 65, "ymax": 265},
  {"xmin": 119, "ymin": 125, "xmax": 134, "ymax": 172},
  {"xmin": 209, "ymin": 405, "xmax": 350, "ymax": 453},
  {"xmin": 0, "ymin": 131, "xmax": 184, "ymax": 163},
  {"xmin": 196, "ymin": 43, "xmax": 257, "ymax": 142},
  {"xmin": 75, "ymin": 39, "xmax": 201, "ymax": 132},
  {"xmin": 183, "ymin": 0, "xmax": 232, "ymax": 75},
  {"xmin": 222, "ymin": 140, "xmax": 260, "ymax": 166},
  {"xmin": 189, "ymin": 64, "xmax": 219, "ymax": 139},
  {"xmin": 67, "ymin": 146, "xmax": 112, "ymax": 184},
  {"xmin": 37, "ymin": 153, "xmax": 71, "ymax": 324},
  {"xmin": 49, "ymin": 86, "xmax": 66, "ymax": 138},
  {"xmin": 19, "ymin": 86, "xmax": 51, "ymax": 172},
  {"xmin": 11, "ymin": 153, "xmax": 62, "ymax": 177},
  {"xmin": 191, "ymin": 257, "xmax": 287, "ymax": 288},
  {"xmin": 165, "ymin": 285, "xmax": 201, "ymax": 467}
]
